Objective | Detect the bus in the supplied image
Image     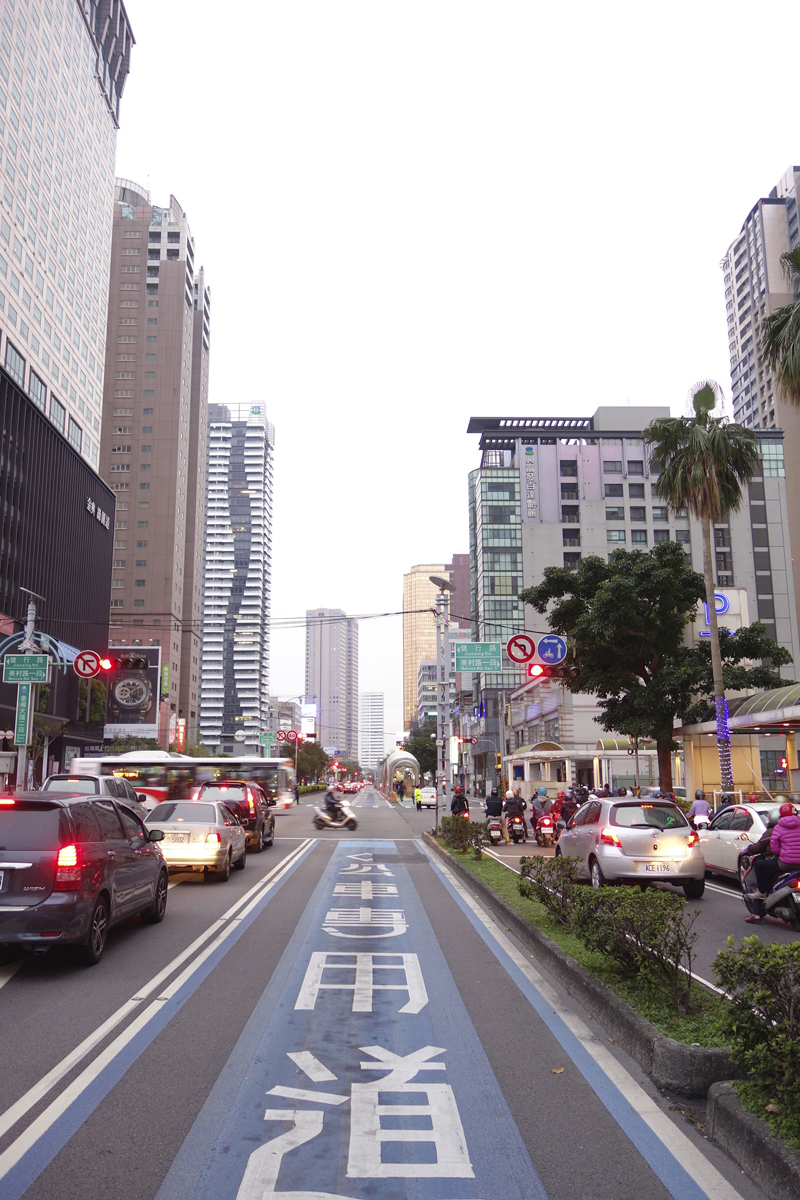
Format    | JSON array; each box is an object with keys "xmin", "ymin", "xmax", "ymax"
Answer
[{"xmin": 66, "ymin": 751, "xmax": 297, "ymax": 810}]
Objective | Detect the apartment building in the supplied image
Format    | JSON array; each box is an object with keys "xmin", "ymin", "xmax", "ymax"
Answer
[
  {"xmin": 0, "ymin": 0, "xmax": 132, "ymax": 470},
  {"xmin": 358, "ymin": 691, "xmax": 384, "ymax": 772},
  {"xmin": 402, "ymin": 555, "xmax": 469, "ymax": 729},
  {"xmin": 101, "ymin": 183, "xmax": 211, "ymax": 745},
  {"xmin": 305, "ymin": 609, "xmax": 359, "ymax": 760},
  {"xmin": 198, "ymin": 404, "xmax": 275, "ymax": 754}
]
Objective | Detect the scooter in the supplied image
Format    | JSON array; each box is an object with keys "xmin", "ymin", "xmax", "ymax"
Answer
[
  {"xmin": 692, "ymin": 813, "xmax": 711, "ymax": 832},
  {"xmin": 509, "ymin": 814, "xmax": 526, "ymax": 844},
  {"xmin": 313, "ymin": 799, "xmax": 358, "ymax": 831},
  {"xmin": 739, "ymin": 850, "xmax": 800, "ymax": 930},
  {"xmin": 535, "ymin": 813, "xmax": 556, "ymax": 847},
  {"xmin": 486, "ymin": 813, "xmax": 504, "ymax": 844}
]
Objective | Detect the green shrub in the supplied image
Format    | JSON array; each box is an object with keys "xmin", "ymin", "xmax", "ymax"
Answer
[
  {"xmin": 573, "ymin": 887, "xmax": 698, "ymax": 1014},
  {"xmin": 440, "ymin": 815, "xmax": 471, "ymax": 853},
  {"xmin": 518, "ymin": 853, "xmax": 583, "ymax": 929},
  {"xmin": 714, "ymin": 937, "xmax": 800, "ymax": 1146},
  {"xmin": 465, "ymin": 821, "xmax": 489, "ymax": 860}
]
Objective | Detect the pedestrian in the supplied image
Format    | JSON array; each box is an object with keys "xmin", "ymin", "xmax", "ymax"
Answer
[
  {"xmin": 294, "ymin": 783, "xmax": 300, "ymax": 805},
  {"xmin": 414, "ymin": 784, "xmax": 422, "ymax": 812}
]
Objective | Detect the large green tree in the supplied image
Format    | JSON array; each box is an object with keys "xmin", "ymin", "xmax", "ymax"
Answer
[
  {"xmin": 404, "ymin": 720, "xmax": 438, "ymax": 777},
  {"xmin": 760, "ymin": 245, "xmax": 800, "ymax": 404},
  {"xmin": 520, "ymin": 543, "xmax": 791, "ymax": 789},
  {"xmin": 642, "ymin": 385, "xmax": 761, "ymax": 788}
]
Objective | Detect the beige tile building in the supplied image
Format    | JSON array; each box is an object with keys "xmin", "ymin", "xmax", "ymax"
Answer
[
  {"xmin": 100, "ymin": 181, "xmax": 210, "ymax": 746},
  {"xmin": 402, "ymin": 556, "xmax": 470, "ymax": 729}
]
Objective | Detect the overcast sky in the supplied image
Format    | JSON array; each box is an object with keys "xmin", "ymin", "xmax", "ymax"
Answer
[{"xmin": 115, "ymin": 0, "xmax": 800, "ymax": 742}]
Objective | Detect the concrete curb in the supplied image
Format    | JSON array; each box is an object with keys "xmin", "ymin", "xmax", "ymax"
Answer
[
  {"xmin": 422, "ymin": 832, "xmax": 736, "ymax": 1098},
  {"xmin": 707, "ymin": 1081, "xmax": 800, "ymax": 1200}
]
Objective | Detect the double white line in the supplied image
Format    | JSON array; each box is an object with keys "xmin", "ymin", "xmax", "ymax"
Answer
[{"xmin": 0, "ymin": 837, "xmax": 315, "ymax": 1182}]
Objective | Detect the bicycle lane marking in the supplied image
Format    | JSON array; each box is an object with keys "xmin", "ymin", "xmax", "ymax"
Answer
[
  {"xmin": 155, "ymin": 838, "xmax": 548, "ymax": 1200},
  {"xmin": 420, "ymin": 843, "xmax": 743, "ymax": 1200}
]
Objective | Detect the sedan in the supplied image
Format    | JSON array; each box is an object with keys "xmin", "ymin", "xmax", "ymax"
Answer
[
  {"xmin": 419, "ymin": 787, "xmax": 437, "ymax": 808},
  {"xmin": 697, "ymin": 803, "xmax": 777, "ymax": 882},
  {"xmin": 146, "ymin": 800, "xmax": 247, "ymax": 882},
  {"xmin": 556, "ymin": 798, "xmax": 706, "ymax": 898}
]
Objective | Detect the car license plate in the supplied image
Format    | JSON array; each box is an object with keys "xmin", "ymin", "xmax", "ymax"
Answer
[
  {"xmin": 645, "ymin": 863, "xmax": 670, "ymax": 872},
  {"xmin": 166, "ymin": 833, "xmax": 188, "ymax": 845}
]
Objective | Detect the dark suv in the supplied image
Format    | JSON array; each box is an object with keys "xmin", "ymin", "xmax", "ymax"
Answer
[
  {"xmin": 0, "ymin": 792, "xmax": 168, "ymax": 965},
  {"xmin": 195, "ymin": 781, "xmax": 275, "ymax": 852}
]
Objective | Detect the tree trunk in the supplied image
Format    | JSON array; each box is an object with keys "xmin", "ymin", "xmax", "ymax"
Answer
[
  {"xmin": 656, "ymin": 738, "xmax": 673, "ymax": 791},
  {"xmin": 701, "ymin": 514, "xmax": 734, "ymax": 790}
]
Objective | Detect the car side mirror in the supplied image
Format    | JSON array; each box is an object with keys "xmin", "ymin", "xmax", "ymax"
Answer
[
  {"xmin": 148, "ymin": 828, "xmax": 165, "ymax": 842},
  {"xmin": 136, "ymin": 793, "xmax": 148, "ymax": 804}
]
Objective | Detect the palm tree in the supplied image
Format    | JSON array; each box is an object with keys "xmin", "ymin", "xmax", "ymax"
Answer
[
  {"xmin": 761, "ymin": 246, "xmax": 800, "ymax": 404},
  {"xmin": 642, "ymin": 383, "xmax": 761, "ymax": 790}
]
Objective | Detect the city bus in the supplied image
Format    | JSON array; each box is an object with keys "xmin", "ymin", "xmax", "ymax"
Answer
[{"xmin": 66, "ymin": 751, "xmax": 297, "ymax": 810}]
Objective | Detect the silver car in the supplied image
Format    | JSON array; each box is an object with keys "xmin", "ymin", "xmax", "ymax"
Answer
[
  {"xmin": 557, "ymin": 797, "xmax": 706, "ymax": 898},
  {"xmin": 698, "ymin": 803, "xmax": 776, "ymax": 883},
  {"xmin": 419, "ymin": 787, "xmax": 437, "ymax": 808},
  {"xmin": 145, "ymin": 800, "xmax": 247, "ymax": 882}
]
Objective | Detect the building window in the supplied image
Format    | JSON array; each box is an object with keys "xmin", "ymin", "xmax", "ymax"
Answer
[
  {"xmin": 653, "ymin": 529, "xmax": 670, "ymax": 543},
  {"xmin": 629, "ymin": 506, "xmax": 646, "ymax": 522},
  {"xmin": 605, "ymin": 507, "xmax": 624, "ymax": 521},
  {"xmin": 607, "ymin": 529, "xmax": 626, "ymax": 543},
  {"xmin": 136, "ymin": 559, "xmax": 147, "ymax": 567},
  {"xmin": 631, "ymin": 530, "xmax": 647, "ymax": 545},
  {"xmin": 563, "ymin": 553, "xmax": 581, "ymax": 568},
  {"xmin": 135, "ymin": 579, "xmax": 146, "ymax": 587},
  {"xmin": 110, "ymin": 600, "xmax": 124, "ymax": 608},
  {"xmin": 67, "ymin": 417, "xmax": 82, "ymax": 453},
  {"xmin": 560, "ymin": 482, "xmax": 579, "ymax": 500},
  {"xmin": 604, "ymin": 483, "xmax": 623, "ymax": 498},
  {"xmin": 628, "ymin": 483, "xmax": 645, "ymax": 499},
  {"xmin": 559, "ymin": 460, "xmax": 578, "ymax": 477},
  {"xmin": 561, "ymin": 505, "xmax": 579, "ymax": 524},
  {"xmin": 627, "ymin": 459, "xmax": 644, "ymax": 475},
  {"xmin": 49, "ymin": 395, "xmax": 65, "ymax": 433},
  {"xmin": 134, "ymin": 599, "xmax": 145, "ymax": 607},
  {"xmin": 652, "ymin": 507, "xmax": 669, "ymax": 522},
  {"xmin": 674, "ymin": 529, "xmax": 690, "ymax": 545},
  {"xmin": 761, "ymin": 442, "xmax": 785, "ymax": 477},
  {"xmin": 140, "ymin": 463, "xmax": 151, "ymax": 471},
  {"xmin": 603, "ymin": 460, "xmax": 622, "ymax": 473},
  {"xmin": 562, "ymin": 529, "xmax": 580, "ymax": 546},
  {"xmin": 28, "ymin": 369, "xmax": 46, "ymax": 410},
  {"xmin": 140, "ymin": 482, "xmax": 150, "ymax": 490},
  {"xmin": 110, "ymin": 463, "xmax": 130, "ymax": 472},
  {"xmin": 5, "ymin": 340, "xmax": 25, "ymax": 386}
]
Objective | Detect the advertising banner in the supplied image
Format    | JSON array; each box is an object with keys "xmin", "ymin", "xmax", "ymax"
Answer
[{"xmin": 104, "ymin": 645, "xmax": 162, "ymax": 740}]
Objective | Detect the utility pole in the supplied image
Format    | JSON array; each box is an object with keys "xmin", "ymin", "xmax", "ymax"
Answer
[
  {"xmin": 429, "ymin": 575, "xmax": 455, "ymax": 829},
  {"xmin": 15, "ymin": 590, "xmax": 45, "ymax": 790}
]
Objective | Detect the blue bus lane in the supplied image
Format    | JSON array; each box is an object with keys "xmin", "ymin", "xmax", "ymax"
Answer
[{"xmin": 168, "ymin": 840, "xmax": 547, "ymax": 1200}]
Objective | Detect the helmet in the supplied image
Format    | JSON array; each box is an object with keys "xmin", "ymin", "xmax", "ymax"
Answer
[
  {"xmin": 557, "ymin": 791, "xmax": 565, "ymax": 800},
  {"xmin": 780, "ymin": 802, "xmax": 795, "ymax": 817},
  {"xmin": 695, "ymin": 790, "xmax": 705, "ymax": 800},
  {"xmin": 767, "ymin": 807, "xmax": 783, "ymax": 827},
  {"xmin": 720, "ymin": 793, "xmax": 731, "ymax": 804}
]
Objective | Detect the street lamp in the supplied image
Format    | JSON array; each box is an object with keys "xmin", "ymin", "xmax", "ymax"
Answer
[{"xmin": 429, "ymin": 575, "xmax": 455, "ymax": 832}]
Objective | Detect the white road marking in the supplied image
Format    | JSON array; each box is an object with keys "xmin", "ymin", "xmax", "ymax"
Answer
[
  {"xmin": 424, "ymin": 845, "xmax": 743, "ymax": 1200},
  {"xmin": 0, "ymin": 961, "xmax": 23, "ymax": 991},
  {"xmin": 267, "ymin": 1085, "xmax": 349, "ymax": 1106},
  {"xmin": 295, "ymin": 952, "xmax": 428, "ymax": 1014},
  {"xmin": 0, "ymin": 839, "xmax": 315, "ymax": 1153},
  {"xmin": 286, "ymin": 1051, "xmax": 337, "ymax": 1083}
]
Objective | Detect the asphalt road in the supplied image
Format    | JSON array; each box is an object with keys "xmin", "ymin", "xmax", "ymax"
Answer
[{"xmin": 0, "ymin": 787, "xmax": 768, "ymax": 1200}]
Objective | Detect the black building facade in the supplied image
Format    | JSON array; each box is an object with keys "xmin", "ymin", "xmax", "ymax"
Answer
[{"xmin": 0, "ymin": 364, "xmax": 114, "ymax": 774}]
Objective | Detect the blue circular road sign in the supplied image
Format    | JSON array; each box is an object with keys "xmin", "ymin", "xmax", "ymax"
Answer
[{"xmin": 537, "ymin": 634, "xmax": 567, "ymax": 664}]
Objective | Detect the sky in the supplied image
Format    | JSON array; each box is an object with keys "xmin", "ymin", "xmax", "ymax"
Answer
[{"xmin": 115, "ymin": 0, "xmax": 800, "ymax": 743}]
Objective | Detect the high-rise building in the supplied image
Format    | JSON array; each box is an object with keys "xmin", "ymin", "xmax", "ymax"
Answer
[
  {"xmin": 358, "ymin": 692, "xmax": 384, "ymax": 772},
  {"xmin": 0, "ymin": 0, "xmax": 133, "ymax": 471},
  {"xmin": 722, "ymin": 167, "xmax": 800, "ymax": 628},
  {"xmin": 100, "ymin": 185, "xmax": 211, "ymax": 745},
  {"xmin": 305, "ymin": 609, "xmax": 359, "ymax": 760},
  {"xmin": 402, "ymin": 557, "xmax": 469, "ymax": 729},
  {"xmin": 199, "ymin": 404, "xmax": 275, "ymax": 754}
]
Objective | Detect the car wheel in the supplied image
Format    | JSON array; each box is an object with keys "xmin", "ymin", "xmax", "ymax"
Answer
[
  {"xmin": 213, "ymin": 853, "xmax": 231, "ymax": 882},
  {"xmin": 234, "ymin": 845, "xmax": 247, "ymax": 871},
  {"xmin": 266, "ymin": 820, "xmax": 275, "ymax": 846},
  {"xmin": 141, "ymin": 871, "xmax": 168, "ymax": 924},
  {"xmin": 75, "ymin": 895, "xmax": 109, "ymax": 965},
  {"xmin": 683, "ymin": 878, "xmax": 705, "ymax": 900},
  {"xmin": 589, "ymin": 858, "xmax": 606, "ymax": 889},
  {"xmin": 254, "ymin": 826, "xmax": 264, "ymax": 853}
]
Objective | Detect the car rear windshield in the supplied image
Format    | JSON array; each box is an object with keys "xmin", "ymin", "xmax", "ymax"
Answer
[
  {"xmin": 199, "ymin": 786, "xmax": 247, "ymax": 803},
  {"xmin": 611, "ymin": 803, "xmax": 688, "ymax": 830},
  {"xmin": 44, "ymin": 778, "xmax": 97, "ymax": 793},
  {"xmin": 0, "ymin": 802, "xmax": 70, "ymax": 849},
  {"xmin": 148, "ymin": 802, "xmax": 216, "ymax": 824}
]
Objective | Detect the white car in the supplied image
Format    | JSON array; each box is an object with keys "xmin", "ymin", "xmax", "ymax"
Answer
[
  {"xmin": 419, "ymin": 787, "xmax": 437, "ymax": 808},
  {"xmin": 145, "ymin": 800, "xmax": 247, "ymax": 882},
  {"xmin": 697, "ymin": 803, "xmax": 779, "ymax": 883}
]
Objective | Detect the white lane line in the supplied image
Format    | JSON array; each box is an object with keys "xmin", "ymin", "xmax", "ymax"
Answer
[
  {"xmin": 0, "ymin": 839, "xmax": 315, "ymax": 1146},
  {"xmin": 423, "ymin": 845, "xmax": 743, "ymax": 1200},
  {"xmin": 0, "ymin": 961, "xmax": 23, "ymax": 991},
  {"xmin": 705, "ymin": 882, "xmax": 740, "ymax": 898}
]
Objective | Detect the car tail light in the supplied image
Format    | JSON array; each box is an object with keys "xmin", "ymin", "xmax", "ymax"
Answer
[
  {"xmin": 53, "ymin": 844, "xmax": 81, "ymax": 890},
  {"xmin": 462, "ymin": 811, "xmax": 470, "ymax": 819},
  {"xmin": 247, "ymin": 793, "xmax": 255, "ymax": 813},
  {"xmin": 687, "ymin": 831, "xmax": 699, "ymax": 847},
  {"xmin": 206, "ymin": 832, "xmax": 221, "ymax": 844},
  {"xmin": 599, "ymin": 826, "xmax": 622, "ymax": 847},
  {"xmin": 0, "ymin": 797, "xmax": 15, "ymax": 806}
]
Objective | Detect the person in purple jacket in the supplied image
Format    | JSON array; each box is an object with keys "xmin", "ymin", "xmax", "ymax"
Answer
[{"xmin": 747, "ymin": 802, "xmax": 800, "ymax": 923}]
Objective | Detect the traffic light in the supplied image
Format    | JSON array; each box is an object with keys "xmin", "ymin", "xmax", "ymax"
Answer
[
  {"xmin": 495, "ymin": 753, "xmax": 502, "ymax": 769},
  {"xmin": 527, "ymin": 662, "xmax": 580, "ymax": 680},
  {"xmin": 777, "ymin": 756, "xmax": 788, "ymax": 775},
  {"xmin": 100, "ymin": 652, "xmax": 149, "ymax": 671}
]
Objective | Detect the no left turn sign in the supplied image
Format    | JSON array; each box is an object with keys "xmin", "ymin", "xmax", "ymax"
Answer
[
  {"xmin": 73, "ymin": 650, "xmax": 101, "ymax": 679},
  {"xmin": 505, "ymin": 634, "xmax": 536, "ymax": 664}
]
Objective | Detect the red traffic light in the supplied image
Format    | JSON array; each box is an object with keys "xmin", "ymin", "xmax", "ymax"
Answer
[
  {"xmin": 527, "ymin": 662, "xmax": 581, "ymax": 680},
  {"xmin": 528, "ymin": 664, "xmax": 545, "ymax": 677},
  {"xmin": 99, "ymin": 657, "xmax": 113, "ymax": 670}
]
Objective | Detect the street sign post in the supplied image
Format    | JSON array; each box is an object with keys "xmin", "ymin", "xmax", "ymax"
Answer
[
  {"xmin": 506, "ymin": 634, "xmax": 536, "ymax": 664},
  {"xmin": 536, "ymin": 635, "xmax": 567, "ymax": 664},
  {"xmin": 454, "ymin": 642, "xmax": 502, "ymax": 672},
  {"xmin": 73, "ymin": 650, "xmax": 101, "ymax": 679},
  {"xmin": 3, "ymin": 654, "xmax": 50, "ymax": 684},
  {"xmin": 14, "ymin": 683, "xmax": 33, "ymax": 746}
]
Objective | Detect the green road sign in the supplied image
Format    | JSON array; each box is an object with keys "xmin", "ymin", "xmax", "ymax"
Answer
[
  {"xmin": 161, "ymin": 663, "xmax": 170, "ymax": 697},
  {"xmin": 3, "ymin": 654, "xmax": 50, "ymax": 684},
  {"xmin": 259, "ymin": 732, "xmax": 278, "ymax": 747},
  {"xmin": 454, "ymin": 642, "xmax": 502, "ymax": 672},
  {"xmin": 14, "ymin": 683, "xmax": 33, "ymax": 746}
]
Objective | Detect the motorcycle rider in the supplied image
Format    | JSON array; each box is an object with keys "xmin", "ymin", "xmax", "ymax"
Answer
[
  {"xmin": 451, "ymin": 787, "xmax": 469, "ymax": 818},
  {"xmin": 324, "ymin": 787, "xmax": 343, "ymax": 823},
  {"xmin": 687, "ymin": 789, "xmax": 712, "ymax": 828},
  {"xmin": 503, "ymin": 788, "xmax": 527, "ymax": 841},
  {"xmin": 746, "ymin": 803, "xmax": 800, "ymax": 922},
  {"xmin": 559, "ymin": 790, "xmax": 580, "ymax": 827},
  {"xmin": 485, "ymin": 787, "xmax": 510, "ymax": 844}
]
